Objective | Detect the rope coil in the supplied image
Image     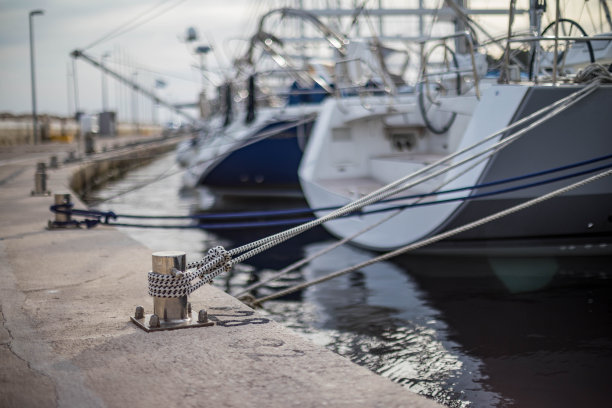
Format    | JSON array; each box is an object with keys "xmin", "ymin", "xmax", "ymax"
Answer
[{"xmin": 574, "ymin": 63, "xmax": 612, "ymax": 84}]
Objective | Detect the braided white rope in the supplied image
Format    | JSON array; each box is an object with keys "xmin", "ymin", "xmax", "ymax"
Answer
[
  {"xmin": 233, "ymin": 151, "xmax": 494, "ymax": 298},
  {"xmin": 233, "ymin": 209, "xmax": 402, "ymax": 298},
  {"xmin": 148, "ymin": 246, "xmax": 231, "ymax": 298},
  {"xmin": 228, "ymin": 81, "xmax": 600, "ymax": 264},
  {"xmin": 253, "ymin": 168, "xmax": 612, "ymax": 305},
  {"xmin": 152, "ymin": 81, "xmax": 601, "ymax": 298}
]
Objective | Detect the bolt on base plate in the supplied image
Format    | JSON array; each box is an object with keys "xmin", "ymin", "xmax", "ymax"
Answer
[
  {"xmin": 132, "ymin": 252, "xmax": 216, "ymax": 332},
  {"xmin": 131, "ymin": 314, "xmax": 214, "ymax": 332}
]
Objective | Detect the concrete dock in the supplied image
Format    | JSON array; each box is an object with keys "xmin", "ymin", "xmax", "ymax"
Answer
[{"xmin": 0, "ymin": 141, "xmax": 441, "ymax": 407}]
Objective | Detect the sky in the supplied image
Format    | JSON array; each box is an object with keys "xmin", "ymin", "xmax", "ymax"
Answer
[
  {"xmin": 0, "ymin": 0, "xmax": 259, "ymax": 122},
  {"xmin": 1, "ymin": 0, "xmax": 606, "ymax": 123}
]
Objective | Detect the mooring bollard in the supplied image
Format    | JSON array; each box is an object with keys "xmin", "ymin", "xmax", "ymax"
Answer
[
  {"xmin": 153, "ymin": 251, "xmax": 189, "ymax": 322},
  {"xmin": 47, "ymin": 193, "xmax": 79, "ymax": 229},
  {"xmin": 84, "ymin": 132, "xmax": 95, "ymax": 155},
  {"xmin": 64, "ymin": 151, "xmax": 77, "ymax": 164},
  {"xmin": 131, "ymin": 251, "xmax": 214, "ymax": 332},
  {"xmin": 31, "ymin": 162, "xmax": 50, "ymax": 196}
]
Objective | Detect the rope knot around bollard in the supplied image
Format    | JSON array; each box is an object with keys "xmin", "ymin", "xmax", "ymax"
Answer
[
  {"xmin": 132, "ymin": 251, "xmax": 215, "ymax": 332},
  {"xmin": 147, "ymin": 246, "xmax": 232, "ymax": 298}
]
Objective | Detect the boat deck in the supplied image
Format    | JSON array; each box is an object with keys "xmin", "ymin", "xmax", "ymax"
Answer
[
  {"xmin": 319, "ymin": 176, "xmax": 386, "ymax": 198},
  {"xmin": 318, "ymin": 152, "xmax": 449, "ymax": 198}
]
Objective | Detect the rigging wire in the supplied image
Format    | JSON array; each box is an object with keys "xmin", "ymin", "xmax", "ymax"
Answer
[
  {"xmin": 82, "ymin": 0, "xmax": 188, "ymax": 51},
  {"xmin": 104, "ymin": 57, "xmax": 203, "ymax": 84},
  {"xmin": 584, "ymin": 0, "xmax": 597, "ymax": 33}
]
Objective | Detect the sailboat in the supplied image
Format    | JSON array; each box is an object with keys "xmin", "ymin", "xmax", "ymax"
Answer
[
  {"xmin": 179, "ymin": 8, "xmax": 339, "ymax": 197},
  {"xmin": 298, "ymin": 0, "xmax": 612, "ymax": 254}
]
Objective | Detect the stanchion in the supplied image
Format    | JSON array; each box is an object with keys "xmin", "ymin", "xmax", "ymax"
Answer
[
  {"xmin": 47, "ymin": 193, "xmax": 79, "ymax": 229},
  {"xmin": 64, "ymin": 151, "xmax": 79, "ymax": 164},
  {"xmin": 31, "ymin": 162, "xmax": 50, "ymax": 196},
  {"xmin": 49, "ymin": 155, "xmax": 59, "ymax": 169}
]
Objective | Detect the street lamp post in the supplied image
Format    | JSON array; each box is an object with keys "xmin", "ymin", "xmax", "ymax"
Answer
[
  {"xmin": 195, "ymin": 45, "xmax": 211, "ymax": 90},
  {"xmin": 29, "ymin": 9, "xmax": 44, "ymax": 144},
  {"xmin": 195, "ymin": 45, "xmax": 211, "ymax": 119},
  {"xmin": 132, "ymin": 71, "xmax": 139, "ymax": 135},
  {"xmin": 101, "ymin": 52, "xmax": 111, "ymax": 112}
]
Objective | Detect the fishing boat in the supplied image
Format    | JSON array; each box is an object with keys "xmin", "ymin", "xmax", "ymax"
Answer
[{"xmin": 299, "ymin": 1, "xmax": 612, "ymax": 254}]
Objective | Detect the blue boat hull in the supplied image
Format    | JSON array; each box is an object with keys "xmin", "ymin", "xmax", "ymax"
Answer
[{"xmin": 199, "ymin": 120, "xmax": 313, "ymax": 197}]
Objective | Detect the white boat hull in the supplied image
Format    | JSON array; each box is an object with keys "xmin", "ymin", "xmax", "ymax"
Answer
[{"xmin": 299, "ymin": 84, "xmax": 612, "ymax": 253}]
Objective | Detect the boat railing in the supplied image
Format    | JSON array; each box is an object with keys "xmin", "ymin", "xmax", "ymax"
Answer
[
  {"xmin": 502, "ymin": 34, "xmax": 612, "ymax": 84},
  {"xmin": 333, "ymin": 55, "xmax": 398, "ymax": 100},
  {"xmin": 249, "ymin": 67, "xmax": 333, "ymax": 106}
]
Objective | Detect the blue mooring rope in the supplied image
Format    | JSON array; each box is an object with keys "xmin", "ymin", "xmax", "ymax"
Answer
[{"xmin": 49, "ymin": 153, "xmax": 612, "ymax": 230}]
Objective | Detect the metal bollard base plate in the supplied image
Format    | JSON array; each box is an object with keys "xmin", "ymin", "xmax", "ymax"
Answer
[
  {"xmin": 31, "ymin": 190, "xmax": 51, "ymax": 197},
  {"xmin": 47, "ymin": 220, "xmax": 81, "ymax": 230},
  {"xmin": 131, "ymin": 314, "xmax": 214, "ymax": 332}
]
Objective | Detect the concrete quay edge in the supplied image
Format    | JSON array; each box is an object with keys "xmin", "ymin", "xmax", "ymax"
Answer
[{"xmin": 0, "ymin": 143, "xmax": 442, "ymax": 408}]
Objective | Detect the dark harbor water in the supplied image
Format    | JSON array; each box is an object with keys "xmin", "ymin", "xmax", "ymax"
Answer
[{"xmin": 88, "ymin": 153, "xmax": 612, "ymax": 408}]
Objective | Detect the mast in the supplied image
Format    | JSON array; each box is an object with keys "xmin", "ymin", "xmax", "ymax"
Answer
[{"xmin": 70, "ymin": 49, "xmax": 198, "ymax": 124}]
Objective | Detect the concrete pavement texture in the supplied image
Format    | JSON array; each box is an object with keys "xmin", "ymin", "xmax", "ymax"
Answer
[{"xmin": 0, "ymin": 142, "xmax": 442, "ymax": 408}]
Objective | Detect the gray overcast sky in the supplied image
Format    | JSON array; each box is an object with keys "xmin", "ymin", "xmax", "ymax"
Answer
[
  {"xmin": 0, "ymin": 0, "xmax": 259, "ymax": 120},
  {"xmin": 1, "ymin": 1, "xmax": 604, "ymax": 121}
]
